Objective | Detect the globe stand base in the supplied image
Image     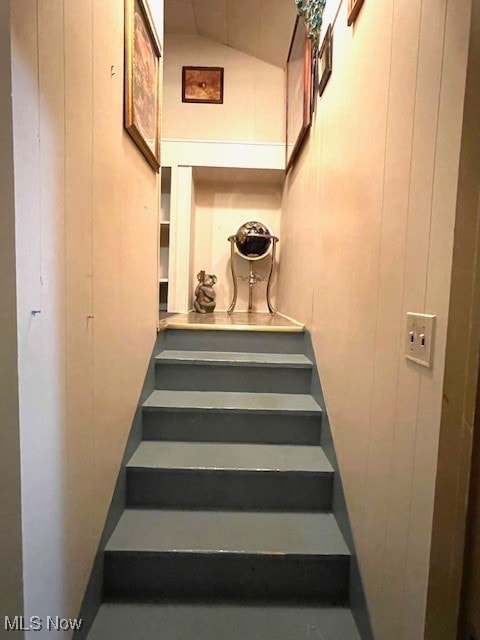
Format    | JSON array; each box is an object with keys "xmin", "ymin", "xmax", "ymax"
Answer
[{"xmin": 227, "ymin": 235, "xmax": 278, "ymax": 315}]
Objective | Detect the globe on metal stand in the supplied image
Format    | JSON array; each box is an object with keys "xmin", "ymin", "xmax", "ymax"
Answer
[{"xmin": 227, "ymin": 221, "xmax": 279, "ymax": 315}]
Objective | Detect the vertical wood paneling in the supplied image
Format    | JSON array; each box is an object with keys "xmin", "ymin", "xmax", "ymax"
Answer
[
  {"xmin": 383, "ymin": 1, "xmax": 448, "ymax": 638},
  {"xmin": 405, "ymin": 0, "xmax": 471, "ymax": 630},
  {"xmin": 11, "ymin": 0, "xmax": 67, "ymax": 628},
  {"xmin": 278, "ymin": 0, "xmax": 472, "ymax": 637},
  {"xmin": 193, "ymin": 182, "xmax": 281, "ymax": 312},
  {"xmin": 91, "ymin": 0, "xmax": 124, "ymax": 544},
  {"xmin": 0, "ymin": 0, "xmax": 24, "ymax": 622},
  {"xmin": 37, "ymin": 0, "xmax": 70, "ymax": 628},
  {"xmin": 11, "ymin": 0, "xmax": 162, "ymax": 625},
  {"xmin": 363, "ymin": 1, "xmax": 422, "ymax": 634},
  {"xmin": 64, "ymin": 0, "xmax": 96, "ymax": 612}
]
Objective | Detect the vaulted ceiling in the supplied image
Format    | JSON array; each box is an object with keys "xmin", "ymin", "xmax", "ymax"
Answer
[{"xmin": 164, "ymin": 0, "xmax": 297, "ymax": 68}]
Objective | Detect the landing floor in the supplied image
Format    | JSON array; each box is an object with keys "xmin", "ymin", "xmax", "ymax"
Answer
[{"xmin": 158, "ymin": 311, "xmax": 304, "ymax": 332}]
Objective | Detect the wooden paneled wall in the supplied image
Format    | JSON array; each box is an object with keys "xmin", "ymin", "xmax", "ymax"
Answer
[
  {"xmin": 10, "ymin": 0, "xmax": 162, "ymax": 627},
  {"xmin": 277, "ymin": 1, "xmax": 472, "ymax": 639},
  {"xmin": 0, "ymin": 0, "xmax": 24, "ymax": 629}
]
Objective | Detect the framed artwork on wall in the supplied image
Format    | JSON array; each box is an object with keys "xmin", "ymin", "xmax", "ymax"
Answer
[
  {"xmin": 348, "ymin": 0, "xmax": 365, "ymax": 26},
  {"xmin": 182, "ymin": 67, "xmax": 224, "ymax": 104},
  {"xmin": 318, "ymin": 25, "xmax": 333, "ymax": 96},
  {"xmin": 286, "ymin": 16, "xmax": 312, "ymax": 173},
  {"xmin": 124, "ymin": 0, "xmax": 162, "ymax": 172}
]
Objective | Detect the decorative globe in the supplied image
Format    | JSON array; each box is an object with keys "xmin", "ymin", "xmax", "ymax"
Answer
[{"xmin": 235, "ymin": 221, "xmax": 272, "ymax": 259}]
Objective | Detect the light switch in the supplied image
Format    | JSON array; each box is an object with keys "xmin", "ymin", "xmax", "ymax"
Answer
[{"xmin": 405, "ymin": 312, "xmax": 436, "ymax": 368}]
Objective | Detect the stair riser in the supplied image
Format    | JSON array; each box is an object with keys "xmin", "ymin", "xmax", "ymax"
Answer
[
  {"xmin": 104, "ymin": 552, "xmax": 350, "ymax": 604},
  {"xmin": 126, "ymin": 469, "xmax": 333, "ymax": 511},
  {"xmin": 155, "ymin": 364, "xmax": 311, "ymax": 394},
  {"xmin": 164, "ymin": 330, "xmax": 305, "ymax": 354},
  {"xmin": 142, "ymin": 410, "xmax": 322, "ymax": 445}
]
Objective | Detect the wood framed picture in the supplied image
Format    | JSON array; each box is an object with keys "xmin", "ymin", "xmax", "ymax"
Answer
[
  {"xmin": 182, "ymin": 67, "xmax": 224, "ymax": 104},
  {"xmin": 318, "ymin": 25, "xmax": 333, "ymax": 97},
  {"xmin": 286, "ymin": 16, "xmax": 312, "ymax": 173},
  {"xmin": 125, "ymin": 0, "xmax": 162, "ymax": 172},
  {"xmin": 348, "ymin": 0, "xmax": 365, "ymax": 26}
]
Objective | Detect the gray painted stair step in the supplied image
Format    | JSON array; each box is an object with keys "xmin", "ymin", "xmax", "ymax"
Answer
[
  {"xmin": 86, "ymin": 603, "xmax": 362, "ymax": 640},
  {"xmin": 127, "ymin": 441, "xmax": 332, "ymax": 472},
  {"xmin": 154, "ymin": 351, "xmax": 313, "ymax": 393},
  {"xmin": 155, "ymin": 350, "xmax": 313, "ymax": 368},
  {"xmin": 126, "ymin": 442, "xmax": 334, "ymax": 510},
  {"xmin": 164, "ymin": 329, "xmax": 305, "ymax": 354},
  {"xmin": 142, "ymin": 391, "xmax": 323, "ymax": 445},
  {"xmin": 106, "ymin": 509, "xmax": 349, "ymax": 555},
  {"xmin": 104, "ymin": 510, "xmax": 350, "ymax": 603},
  {"xmin": 143, "ymin": 390, "xmax": 322, "ymax": 414}
]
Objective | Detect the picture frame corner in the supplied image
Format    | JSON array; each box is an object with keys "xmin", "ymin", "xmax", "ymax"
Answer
[{"xmin": 124, "ymin": 0, "xmax": 162, "ymax": 171}]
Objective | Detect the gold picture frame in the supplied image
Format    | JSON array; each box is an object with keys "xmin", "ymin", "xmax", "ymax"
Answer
[
  {"xmin": 125, "ymin": 0, "xmax": 162, "ymax": 172},
  {"xmin": 348, "ymin": 0, "xmax": 365, "ymax": 26},
  {"xmin": 286, "ymin": 16, "xmax": 313, "ymax": 173}
]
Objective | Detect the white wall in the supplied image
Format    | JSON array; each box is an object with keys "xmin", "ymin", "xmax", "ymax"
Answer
[
  {"xmin": 10, "ymin": 0, "xmax": 163, "ymax": 633},
  {"xmin": 278, "ymin": 1, "xmax": 471, "ymax": 639},
  {"xmin": 193, "ymin": 180, "xmax": 281, "ymax": 312},
  {"xmin": 0, "ymin": 0, "xmax": 24, "ymax": 632},
  {"xmin": 163, "ymin": 34, "xmax": 284, "ymax": 144}
]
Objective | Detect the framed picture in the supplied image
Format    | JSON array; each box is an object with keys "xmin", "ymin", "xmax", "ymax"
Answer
[
  {"xmin": 182, "ymin": 67, "xmax": 224, "ymax": 104},
  {"xmin": 286, "ymin": 16, "xmax": 312, "ymax": 173},
  {"xmin": 310, "ymin": 47, "xmax": 319, "ymax": 116},
  {"xmin": 348, "ymin": 0, "xmax": 365, "ymax": 26},
  {"xmin": 125, "ymin": 0, "xmax": 162, "ymax": 172},
  {"xmin": 318, "ymin": 25, "xmax": 333, "ymax": 97}
]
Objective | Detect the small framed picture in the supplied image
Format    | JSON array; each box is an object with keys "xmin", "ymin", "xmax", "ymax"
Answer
[
  {"xmin": 310, "ymin": 48, "xmax": 319, "ymax": 115},
  {"xmin": 348, "ymin": 0, "xmax": 365, "ymax": 26},
  {"xmin": 124, "ymin": 0, "xmax": 162, "ymax": 172},
  {"xmin": 182, "ymin": 67, "xmax": 224, "ymax": 104},
  {"xmin": 286, "ymin": 16, "xmax": 313, "ymax": 173},
  {"xmin": 318, "ymin": 25, "xmax": 333, "ymax": 97}
]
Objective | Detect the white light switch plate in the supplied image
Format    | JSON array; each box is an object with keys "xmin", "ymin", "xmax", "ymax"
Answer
[{"xmin": 405, "ymin": 312, "xmax": 436, "ymax": 368}]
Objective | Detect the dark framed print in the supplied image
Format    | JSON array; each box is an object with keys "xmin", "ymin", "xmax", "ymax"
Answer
[
  {"xmin": 125, "ymin": 0, "xmax": 162, "ymax": 171},
  {"xmin": 182, "ymin": 67, "xmax": 224, "ymax": 104},
  {"xmin": 286, "ymin": 16, "xmax": 312, "ymax": 173},
  {"xmin": 310, "ymin": 47, "xmax": 318, "ymax": 116},
  {"xmin": 318, "ymin": 25, "xmax": 333, "ymax": 97},
  {"xmin": 348, "ymin": 0, "xmax": 365, "ymax": 25}
]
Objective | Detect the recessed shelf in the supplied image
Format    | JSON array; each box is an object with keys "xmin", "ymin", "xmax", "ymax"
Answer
[{"xmin": 160, "ymin": 167, "xmax": 171, "ymax": 315}]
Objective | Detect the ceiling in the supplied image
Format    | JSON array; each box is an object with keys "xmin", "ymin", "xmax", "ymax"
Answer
[{"xmin": 164, "ymin": 0, "xmax": 297, "ymax": 68}]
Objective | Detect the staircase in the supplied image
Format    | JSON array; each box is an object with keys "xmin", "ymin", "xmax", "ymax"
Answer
[{"xmin": 86, "ymin": 327, "xmax": 362, "ymax": 640}]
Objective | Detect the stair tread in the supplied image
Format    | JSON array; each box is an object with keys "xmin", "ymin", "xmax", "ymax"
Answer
[
  {"xmin": 127, "ymin": 441, "xmax": 333, "ymax": 473},
  {"xmin": 87, "ymin": 602, "xmax": 361, "ymax": 640},
  {"xmin": 143, "ymin": 390, "xmax": 322, "ymax": 413},
  {"xmin": 155, "ymin": 350, "xmax": 313, "ymax": 368},
  {"xmin": 105, "ymin": 509, "xmax": 349, "ymax": 556}
]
